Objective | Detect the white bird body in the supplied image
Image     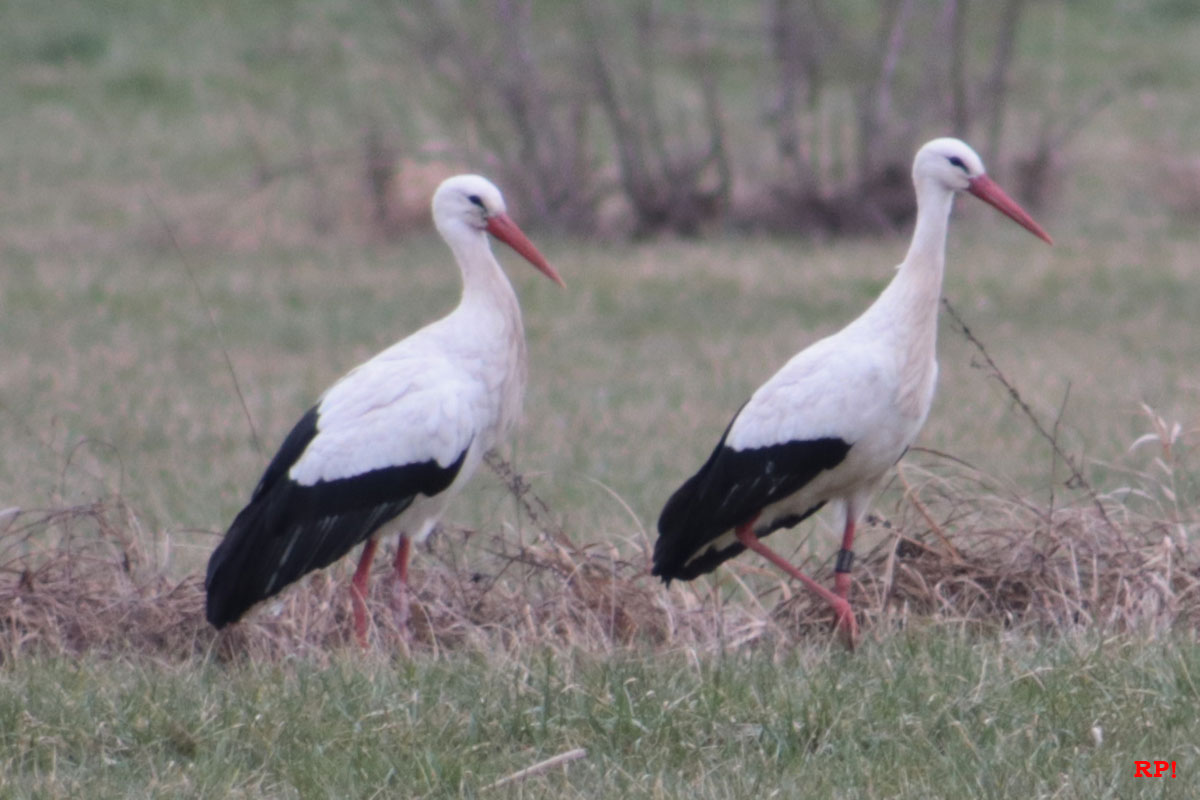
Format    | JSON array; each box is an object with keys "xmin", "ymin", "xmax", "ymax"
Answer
[
  {"xmin": 291, "ymin": 289, "xmax": 524, "ymax": 490},
  {"xmin": 724, "ymin": 181, "xmax": 952, "ymax": 535},
  {"xmin": 653, "ymin": 138, "xmax": 1051, "ymax": 645},
  {"xmin": 205, "ymin": 174, "xmax": 562, "ymax": 640},
  {"xmin": 675, "ymin": 273, "xmax": 940, "ymax": 570}
]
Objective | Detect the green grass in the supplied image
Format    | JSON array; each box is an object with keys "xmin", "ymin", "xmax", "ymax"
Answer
[
  {"xmin": 3, "ymin": 632, "xmax": 1198, "ymax": 798},
  {"xmin": 3, "ymin": 0, "xmax": 1200, "ymax": 796}
]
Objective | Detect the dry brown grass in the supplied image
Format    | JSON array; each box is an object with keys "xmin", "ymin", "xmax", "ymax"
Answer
[
  {"xmin": 0, "ymin": 502, "xmax": 212, "ymax": 663},
  {"xmin": 2, "ymin": 447, "xmax": 1197, "ymax": 665},
  {"xmin": 847, "ymin": 462, "xmax": 1199, "ymax": 638}
]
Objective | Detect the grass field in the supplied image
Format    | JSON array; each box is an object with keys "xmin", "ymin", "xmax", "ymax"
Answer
[
  {"xmin": 2, "ymin": 0, "xmax": 1200, "ymax": 797},
  {"xmin": 3, "ymin": 633, "xmax": 1198, "ymax": 798}
]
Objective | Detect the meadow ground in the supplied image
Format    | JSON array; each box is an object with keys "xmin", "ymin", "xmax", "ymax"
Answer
[
  {"xmin": 3, "ymin": 633, "xmax": 1198, "ymax": 799},
  {"xmin": 2, "ymin": 0, "xmax": 1200, "ymax": 797}
]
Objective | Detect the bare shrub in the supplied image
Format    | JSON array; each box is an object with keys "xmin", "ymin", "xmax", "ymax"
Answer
[
  {"xmin": 379, "ymin": 1, "xmax": 1076, "ymax": 237},
  {"xmin": 138, "ymin": 2, "xmax": 1109, "ymax": 242},
  {"xmin": 578, "ymin": 1, "xmax": 732, "ymax": 237},
  {"xmin": 390, "ymin": 0, "xmax": 601, "ymax": 234}
]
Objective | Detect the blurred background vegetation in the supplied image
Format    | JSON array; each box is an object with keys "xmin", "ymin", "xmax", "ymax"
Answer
[
  {"xmin": 8, "ymin": 0, "xmax": 1195, "ymax": 244},
  {"xmin": 2, "ymin": 0, "xmax": 1199, "ymax": 547}
]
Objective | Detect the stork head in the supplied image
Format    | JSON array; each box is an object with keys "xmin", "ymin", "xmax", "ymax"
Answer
[
  {"xmin": 913, "ymin": 138, "xmax": 1052, "ymax": 244},
  {"xmin": 432, "ymin": 174, "xmax": 564, "ymax": 286}
]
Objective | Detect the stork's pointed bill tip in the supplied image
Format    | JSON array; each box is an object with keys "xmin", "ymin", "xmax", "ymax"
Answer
[
  {"xmin": 967, "ymin": 175, "xmax": 1053, "ymax": 245},
  {"xmin": 486, "ymin": 213, "xmax": 565, "ymax": 287}
]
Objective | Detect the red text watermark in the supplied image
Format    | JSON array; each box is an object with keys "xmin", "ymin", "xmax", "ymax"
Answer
[{"xmin": 1133, "ymin": 760, "xmax": 1177, "ymax": 778}]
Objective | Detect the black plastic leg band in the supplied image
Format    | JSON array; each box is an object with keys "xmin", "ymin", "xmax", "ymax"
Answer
[{"xmin": 834, "ymin": 548, "xmax": 855, "ymax": 574}]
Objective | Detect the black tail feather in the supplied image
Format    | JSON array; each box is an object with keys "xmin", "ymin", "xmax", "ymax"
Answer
[{"xmin": 653, "ymin": 432, "xmax": 851, "ymax": 582}]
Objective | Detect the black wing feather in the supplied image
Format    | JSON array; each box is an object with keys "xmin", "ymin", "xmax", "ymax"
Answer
[
  {"xmin": 205, "ymin": 406, "xmax": 469, "ymax": 628},
  {"xmin": 653, "ymin": 413, "xmax": 850, "ymax": 582}
]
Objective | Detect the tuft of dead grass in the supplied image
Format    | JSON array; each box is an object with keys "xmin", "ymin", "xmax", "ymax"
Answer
[
  {"xmin": 845, "ymin": 461, "xmax": 1199, "ymax": 639},
  {"xmin": 2, "ymin": 447, "xmax": 1197, "ymax": 664},
  {"xmin": 0, "ymin": 502, "xmax": 212, "ymax": 663}
]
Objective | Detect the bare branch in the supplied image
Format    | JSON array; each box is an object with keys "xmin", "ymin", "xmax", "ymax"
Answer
[
  {"xmin": 945, "ymin": 0, "xmax": 969, "ymax": 136},
  {"xmin": 859, "ymin": 0, "xmax": 913, "ymax": 176},
  {"xmin": 941, "ymin": 298, "xmax": 1118, "ymax": 533},
  {"xmin": 982, "ymin": 0, "xmax": 1028, "ymax": 165}
]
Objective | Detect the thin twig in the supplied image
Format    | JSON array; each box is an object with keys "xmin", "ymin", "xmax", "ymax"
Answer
[
  {"xmin": 145, "ymin": 192, "xmax": 263, "ymax": 458},
  {"xmin": 941, "ymin": 297, "xmax": 1117, "ymax": 533},
  {"xmin": 897, "ymin": 464, "xmax": 963, "ymax": 563},
  {"xmin": 484, "ymin": 451, "xmax": 572, "ymax": 547},
  {"xmin": 1047, "ymin": 381, "xmax": 1074, "ymax": 520}
]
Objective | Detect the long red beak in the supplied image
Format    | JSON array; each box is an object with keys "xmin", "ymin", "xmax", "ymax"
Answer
[
  {"xmin": 967, "ymin": 175, "xmax": 1053, "ymax": 245},
  {"xmin": 485, "ymin": 213, "xmax": 565, "ymax": 287}
]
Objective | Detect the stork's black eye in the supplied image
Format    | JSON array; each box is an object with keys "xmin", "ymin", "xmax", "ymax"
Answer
[
  {"xmin": 467, "ymin": 194, "xmax": 485, "ymax": 209},
  {"xmin": 947, "ymin": 156, "xmax": 968, "ymax": 172}
]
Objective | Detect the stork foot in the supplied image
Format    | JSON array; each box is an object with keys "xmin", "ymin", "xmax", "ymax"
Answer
[
  {"xmin": 389, "ymin": 577, "xmax": 411, "ymax": 635},
  {"xmin": 350, "ymin": 538, "xmax": 380, "ymax": 648},
  {"xmin": 388, "ymin": 535, "xmax": 413, "ymax": 640},
  {"xmin": 830, "ymin": 597, "xmax": 858, "ymax": 651},
  {"xmin": 351, "ymin": 591, "xmax": 370, "ymax": 649}
]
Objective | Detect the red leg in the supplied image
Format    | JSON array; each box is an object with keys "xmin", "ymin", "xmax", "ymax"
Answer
[
  {"xmin": 833, "ymin": 516, "xmax": 856, "ymax": 601},
  {"xmin": 735, "ymin": 520, "xmax": 857, "ymax": 649},
  {"xmin": 393, "ymin": 535, "xmax": 410, "ymax": 583},
  {"xmin": 390, "ymin": 535, "xmax": 411, "ymax": 631},
  {"xmin": 351, "ymin": 538, "xmax": 379, "ymax": 647}
]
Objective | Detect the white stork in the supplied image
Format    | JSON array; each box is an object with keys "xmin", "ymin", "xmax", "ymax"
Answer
[
  {"xmin": 205, "ymin": 174, "xmax": 563, "ymax": 644},
  {"xmin": 652, "ymin": 138, "xmax": 1052, "ymax": 646}
]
